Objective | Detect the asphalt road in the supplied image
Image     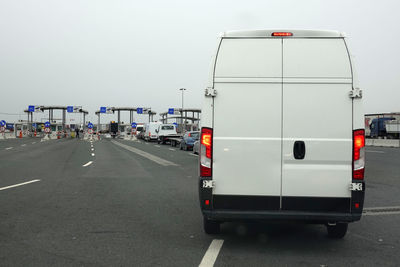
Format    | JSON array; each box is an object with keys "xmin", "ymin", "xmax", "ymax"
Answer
[{"xmin": 0, "ymin": 137, "xmax": 399, "ymax": 266}]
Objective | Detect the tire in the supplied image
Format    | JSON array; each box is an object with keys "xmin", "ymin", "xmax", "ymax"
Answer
[
  {"xmin": 327, "ymin": 223, "xmax": 348, "ymax": 238},
  {"xmin": 203, "ymin": 217, "xmax": 220, "ymax": 234}
]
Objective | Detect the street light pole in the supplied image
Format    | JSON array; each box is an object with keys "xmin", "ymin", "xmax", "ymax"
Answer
[{"xmin": 179, "ymin": 88, "xmax": 186, "ymax": 133}]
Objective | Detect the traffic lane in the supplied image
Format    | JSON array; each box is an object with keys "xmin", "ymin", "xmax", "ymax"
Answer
[
  {"xmin": 0, "ymin": 139, "xmax": 211, "ymax": 266},
  {"xmin": 214, "ymin": 214, "xmax": 400, "ymax": 267},
  {"xmin": 365, "ymin": 146, "xmax": 400, "ymax": 207},
  {"xmin": 0, "ymin": 137, "xmax": 43, "ymax": 150},
  {"xmin": 0, "ymin": 138, "xmax": 92, "ymax": 188},
  {"xmin": 0, "ymin": 139, "xmax": 105, "ymax": 266},
  {"xmin": 77, "ymin": 139, "xmax": 212, "ymax": 266}
]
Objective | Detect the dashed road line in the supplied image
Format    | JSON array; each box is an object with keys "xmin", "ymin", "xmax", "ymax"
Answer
[
  {"xmin": 363, "ymin": 206, "xmax": 400, "ymax": 216},
  {"xmin": 91, "ymin": 153, "xmax": 95, "ymax": 156},
  {"xmin": 21, "ymin": 144, "xmax": 26, "ymax": 147},
  {"xmin": 366, "ymin": 150, "xmax": 385, "ymax": 153},
  {"xmin": 5, "ymin": 147, "xmax": 13, "ymax": 150},
  {"xmin": 83, "ymin": 161, "xmax": 93, "ymax": 167},
  {"xmin": 189, "ymin": 153, "xmax": 198, "ymax": 157},
  {"xmin": 199, "ymin": 239, "xmax": 224, "ymax": 267},
  {"xmin": 0, "ymin": 179, "xmax": 41, "ymax": 191},
  {"xmin": 169, "ymin": 148, "xmax": 175, "ymax": 151},
  {"xmin": 111, "ymin": 140, "xmax": 178, "ymax": 167},
  {"xmin": 32, "ymin": 142, "xmax": 36, "ymax": 144},
  {"xmin": 91, "ymin": 148, "xmax": 94, "ymax": 151},
  {"xmin": 155, "ymin": 145, "xmax": 161, "ymax": 148}
]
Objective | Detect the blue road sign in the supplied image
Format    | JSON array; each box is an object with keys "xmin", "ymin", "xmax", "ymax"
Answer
[
  {"xmin": 173, "ymin": 122, "xmax": 178, "ymax": 126},
  {"xmin": 131, "ymin": 122, "xmax": 137, "ymax": 128},
  {"xmin": 6, "ymin": 123, "xmax": 13, "ymax": 130},
  {"xmin": 32, "ymin": 123, "xmax": 37, "ymax": 128},
  {"xmin": 28, "ymin": 105, "xmax": 35, "ymax": 112},
  {"xmin": 67, "ymin": 106, "xmax": 74, "ymax": 113},
  {"xmin": 168, "ymin": 108, "xmax": 174, "ymax": 115},
  {"xmin": 100, "ymin": 107, "xmax": 106, "ymax": 113},
  {"xmin": 44, "ymin": 121, "xmax": 50, "ymax": 128},
  {"xmin": 137, "ymin": 108, "xmax": 143, "ymax": 114},
  {"xmin": 88, "ymin": 123, "xmax": 93, "ymax": 129},
  {"xmin": 0, "ymin": 120, "xmax": 6, "ymax": 126}
]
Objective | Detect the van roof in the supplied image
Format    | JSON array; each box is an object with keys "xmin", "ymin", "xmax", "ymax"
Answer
[{"xmin": 221, "ymin": 29, "xmax": 344, "ymax": 38}]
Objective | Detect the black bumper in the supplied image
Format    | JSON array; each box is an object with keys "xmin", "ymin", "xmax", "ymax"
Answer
[
  {"xmin": 203, "ymin": 209, "xmax": 361, "ymax": 223},
  {"xmin": 199, "ymin": 179, "xmax": 364, "ymax": 223}
]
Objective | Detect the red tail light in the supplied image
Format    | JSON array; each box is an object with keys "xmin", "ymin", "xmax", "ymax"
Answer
[
  {"xmin": 200, "ymin": 127, "xmax": 213, "ymax": 177},
  {"xmin": 149, "ymin": 132, "xmax": 151, "ymax": 136},
  {"xmin": 353, "ymin": 129, "xmax": 365, "ymax": 180},
  {"xmin": 188, "ymin": 133, "xmax": 191, "ymax": 137},
  {"xmin": 272, "ymin": 32, "xmax": 293, "ymax": 37}
]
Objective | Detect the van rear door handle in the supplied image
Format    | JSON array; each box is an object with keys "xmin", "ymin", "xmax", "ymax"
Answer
[{"xmin": 293, "ymin": 141, "xmax": 306, "ymax": 160}]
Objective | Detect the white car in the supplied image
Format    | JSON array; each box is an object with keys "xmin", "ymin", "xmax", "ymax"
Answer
[
  {"xmin": 199, "ymin": 29, "xmax": 365, "ymax": 238},
  {"xmin": 156, "ymin": 124, "xmax": 178, "ymax": 144}
]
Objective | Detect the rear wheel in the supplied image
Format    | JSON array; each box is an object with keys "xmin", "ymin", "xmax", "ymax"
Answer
[
  {"xmin": 327, "ymin": 223, "xmax": 348, "ymax": 238},
  {"xmin": 203, "ymin": 217, "xmax": 220, "ymax": 234}
]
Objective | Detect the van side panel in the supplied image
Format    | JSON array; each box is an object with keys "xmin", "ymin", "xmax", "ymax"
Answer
[
  {"xmin": 212, "ymin": 39, "xmax": 282, "ymax": 197},
  {"xmin": 282, "ymin": 39, "xmax": 353, "ymax": 199}
]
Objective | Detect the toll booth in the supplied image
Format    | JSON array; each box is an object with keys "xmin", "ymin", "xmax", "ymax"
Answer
[{"xmin": 14, "ymin": 122, "xmax": 29, "ymax": 138}]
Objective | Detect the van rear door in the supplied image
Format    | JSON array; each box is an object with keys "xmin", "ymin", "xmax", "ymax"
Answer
[
  {"xmin": 281, "ymin": 38, "xmax": 353, "ymax": 211},
  {"xmin": 212, "ymin": 39, "xmax": 282, "ymax": 208}
]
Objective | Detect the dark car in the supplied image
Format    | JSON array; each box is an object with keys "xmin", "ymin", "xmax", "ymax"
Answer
[{"xmin": 180, "ymin": 131, "xmax": 199, "ymax": 151}]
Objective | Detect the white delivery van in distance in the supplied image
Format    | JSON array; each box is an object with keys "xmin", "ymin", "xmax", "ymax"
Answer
[
  {"xmin": 199, "ymin": 30, "xmax": 365, "ymax": 238},
  {"xmin": 144, "ymin": 122, "xmax": 161, "ymax": 141}
]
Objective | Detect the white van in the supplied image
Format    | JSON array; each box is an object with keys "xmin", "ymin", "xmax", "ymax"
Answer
[
  {"xmin": 199, "ymin": 30, "xmax": 365, "ymax": 238},
  {"xmin": 155, "ymin": 124, "xmax": 178, "ymax": 144},
  {"xmin": 144, "ymin": 122, "xmax": 161, "ymax": 141}
]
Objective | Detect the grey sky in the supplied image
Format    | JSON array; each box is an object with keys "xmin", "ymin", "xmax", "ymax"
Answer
[{"xmin": 0, "ymin": 0, "xmax": 399, "ymax": 124}]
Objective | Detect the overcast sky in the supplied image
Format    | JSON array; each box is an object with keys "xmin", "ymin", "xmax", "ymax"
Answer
[{"xmin": 0, "ymin": 0, "xmax": 399, "ymax": 124}]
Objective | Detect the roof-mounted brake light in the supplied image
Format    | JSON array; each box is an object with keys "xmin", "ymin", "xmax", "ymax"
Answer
[{"xmin": 271, "ymin": 32, "xmax": 293, "ymax": 37}]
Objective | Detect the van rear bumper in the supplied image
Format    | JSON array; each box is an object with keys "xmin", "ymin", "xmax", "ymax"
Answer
[{"xmin": 202, "ymin": 209, "xmax": 361, "ymax": 223}]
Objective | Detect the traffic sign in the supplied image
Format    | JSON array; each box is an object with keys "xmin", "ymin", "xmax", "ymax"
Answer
[
  {"xmin": 131, "ymin": 122, "xmax": 137, "ymax": 128},
  {"xmin": 32, "ymin": 123, "xmax": 37, "ymax": 128},
  {"xmin": 45, "ymin": 127, "xmax": 50, "ymax": 133},
  {"xmin": 137, "ymin": 108, "xmax": 143, "ymax": 114},
  {"xmin": 100, "ymin": 107, "xmax": 106, "ymax": 113},
  {"xmin": 168, "ymin": 108, "xmax": 174, "ymax": 115},
  {"xmin": 28, "ymin": 105, "xmax": 35, "ymax": 112},
  {"xmin": 44, "ymin": 121, "xmax": 50, "ymax": 128},
  {"xmin": 0, "ymin": 126, "xmax": 5, "ymax": 132},
  {"xmin": 67, "ymin": 106, "xmax": 74, "ymax": 113},
  {"xmin": 173, "ymin": 122, "xmax": 178, "ymax": 126},
  {"xmin": 88, "ymin": 123, "xmax": 93, "ymax": 129},
  {"xmin": 0, "ymin": 120, "xmax": 6, "ymax": 127}
]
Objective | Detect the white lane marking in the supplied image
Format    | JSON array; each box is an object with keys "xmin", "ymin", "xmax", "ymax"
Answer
[
  {"xmin": 32, "ymin": 142, "xmax": 36, "ymax": 144},
  {"xmin": 155, "ymin": 145, "xmax": 160, "ymax": 148},
  {"xmin": 189, "ymin": 153, "xmax": 198, "ymax": 157},
  {"xmin": 0, "ymin": 179, "xmax": 41, "ymax": 191},
  {"xmin": 91, "ymin": 153, "xmax": 95, "ymax": 156},
  {"xmin": 363, "ymin": 206, "xmax": 400, "ymax": 216},
  {"xmin": 169, "ymin": 148, "xmax": 175, "ymax": 151},
  {"xmin": 111, "ymin": 140, "xmax": 178, "ymax": 167},
  {"xmin": 5, "ymin": 147, "xmax": 13, "ymax": 150},
  {"xmin": 364, "ymin": 206, "xmax": 400, "ymax": 210},
  {"xmin": 363, "ymin": 211, "xmax": 400, "ymax": 216},
  {"xmin": 91, "ymin": 148, "xmax": 94, "ymax": 151},
  {"xmin": 366, "ymin": 150, "xmax": 385, "ymax": 153},
  {"xmin": 21, "ymin": 144, "xmax": 26, "ymax": 147},
  {"xmin": 145, "ymin": 143, "xmax": 149, "ymax": 145},
  {"xmin": 199, "ymin": 239, "xmax": 224, "ymax": 267},
  {"xmin": 83, "ymin": 161, "xmax": 93, "ymax": 167}
]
